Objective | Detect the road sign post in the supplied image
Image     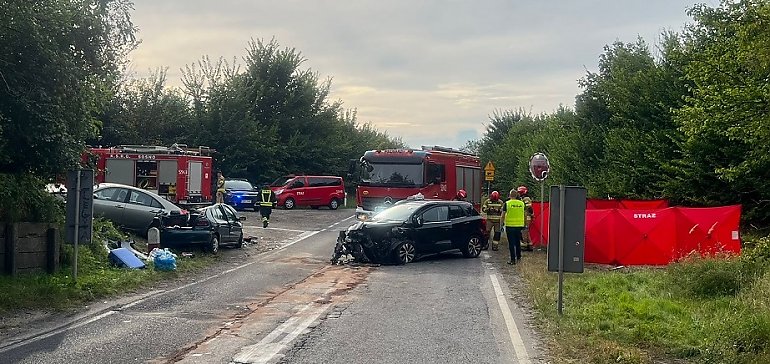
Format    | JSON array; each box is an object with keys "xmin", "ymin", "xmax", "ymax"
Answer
[
  {"xmin": 547, "ymin": 185, "xmax": 587, "ymax": 315},
  {"xmin": 66, "ymin": 169, "xmax": 94, "ymax": 282},
  {"xmin": 484, "ymin": 161, "xmax": 495, "ymax": 200},
  {"xmin": 529, "ymin": 153, "xmax": 550, "ymax": 245}
]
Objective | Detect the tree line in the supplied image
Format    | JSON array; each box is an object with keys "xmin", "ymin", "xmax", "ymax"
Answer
[
  {"xmin": 0, "ymin": 1, "xmax": 402, "ymax": 221},
  {"xmin": 471, "ymin": 0, "xmax": 770, "ymax": 228}
]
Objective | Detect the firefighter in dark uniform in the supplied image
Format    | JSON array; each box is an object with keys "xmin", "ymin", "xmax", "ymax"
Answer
[
  {"xmin": 482, "ymin": 191, "xmax": 504, "ymax": 251},
  {"xmin": 259, "ymin": 184, "xmax": 277, "ymax": 228}
]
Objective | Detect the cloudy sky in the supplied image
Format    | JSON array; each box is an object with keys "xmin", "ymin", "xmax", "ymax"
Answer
[{"xmin": 128, "ymin": 0, "xmax": 707, "ymax": 149}]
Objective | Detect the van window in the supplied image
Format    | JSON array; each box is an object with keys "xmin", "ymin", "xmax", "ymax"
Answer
[
  {"xmin": 308, "ymin": 177, "xmax": 325, "ymax": 187},
  {"xmin": 289, "ymin": 178, "xmax": 305, "ymax": 189},
  {"xmin": 325, "ymin": 177, "xmax": 342, "ymax": 186}
]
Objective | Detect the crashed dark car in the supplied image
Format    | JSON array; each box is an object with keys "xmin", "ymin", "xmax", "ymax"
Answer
[
  {"xmin": 332, "ymin": 200, "xmax": 488, "ymax": 265},
  {"xmin": 157, "ymin": 203, "xmax": 245, "ymax": 254}
]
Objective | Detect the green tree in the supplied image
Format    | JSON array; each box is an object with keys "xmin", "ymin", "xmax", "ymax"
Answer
[{"xmin": 0, "ymin": 0, "xmax": 137, "ymax": 176}]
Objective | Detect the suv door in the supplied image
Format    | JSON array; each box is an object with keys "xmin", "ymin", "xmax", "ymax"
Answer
[
  {"xmin": 449, "ymin": 205, "xmax": 472, "ymax": 248},
  {"xmin": 414, "ymin": 205, "xmax": 451, "ymax": 253},
  {"xmin": 220, "ymin": 204, "xmax": 243, "ymax": 243}
]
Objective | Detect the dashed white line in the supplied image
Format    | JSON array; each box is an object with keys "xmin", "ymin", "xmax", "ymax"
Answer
[{"xmin": 490, "ymin": 274, "xmax": 531, "ymax": 364}]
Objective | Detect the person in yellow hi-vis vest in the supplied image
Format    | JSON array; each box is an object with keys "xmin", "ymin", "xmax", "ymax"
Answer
[
  {"xmin": 259, "ymin": 184, "xmax": 277, "ymax": 228},
  {"xmin": 501, "ymin": 189, "xmax": 526, "ymax": 265}
]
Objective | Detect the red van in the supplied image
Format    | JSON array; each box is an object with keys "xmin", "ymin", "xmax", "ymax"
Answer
[{"xmin": 270, "ymin": 175, "xmax": 346, "ymax": 210}]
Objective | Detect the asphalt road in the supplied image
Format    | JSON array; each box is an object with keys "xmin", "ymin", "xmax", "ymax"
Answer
[{"xmin": 0, "ymin": 207, "xmax": 545, "ymax": 364}]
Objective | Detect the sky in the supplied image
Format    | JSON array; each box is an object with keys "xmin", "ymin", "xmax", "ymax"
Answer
[{"xmin": 128, "ymin": 0, "xmax": 709, "ymax": 149}]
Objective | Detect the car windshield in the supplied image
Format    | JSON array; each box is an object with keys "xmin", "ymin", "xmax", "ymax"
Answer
[
  {"xmin": 225, "ymin": 180, "xmax": 253, "ymax": 190},
  {"xmin": 361, "ymin": 163, "xmax": 423, "ymax": 187},
  {"xmin": 270, "ymin": 176, "xmax": 294, "ymax": 187},
  {"xmin": 371, "ymin": 203, "xmax": 421, "ymax": 222}
]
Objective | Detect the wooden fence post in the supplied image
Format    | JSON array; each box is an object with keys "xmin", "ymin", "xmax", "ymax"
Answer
[
  {"xmin": 46, "ymin": 227, "xmax": 59, "ymax": 274},
  {"xmin": 7, "ymin": 223, "xmax": 18, "ymax": 276}
]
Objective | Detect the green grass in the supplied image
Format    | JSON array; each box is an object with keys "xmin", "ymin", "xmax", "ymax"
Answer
[
  {"xmin": 512, "ymin": 241, "xmax": 770, "ymax": 364},
  {"xmin": 0, "ymin": 219, "xmax": 220, "ymax": 314}
]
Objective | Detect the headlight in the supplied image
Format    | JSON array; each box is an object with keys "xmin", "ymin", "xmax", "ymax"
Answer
[{"xmin": 275, "ymin": 189, "xmax": 284, "ymax": 196}]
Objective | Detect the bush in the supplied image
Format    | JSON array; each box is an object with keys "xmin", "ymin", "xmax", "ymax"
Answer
[
  {"xmin": 0, "ymin": 173, "xmax": 63, "ymax": 223},
  {"xmin": 667, "ymin": 254, "xmax": 766, "ymax": 299}
]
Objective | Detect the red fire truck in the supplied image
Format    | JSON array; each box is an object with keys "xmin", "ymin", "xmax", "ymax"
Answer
[
  {"xmin": 86, "ymin": 145, "xmax": 214, "ymax": 207},
  {"xmin": 354, "ymin": 146, "xmax": 482, "ymax": 220}
]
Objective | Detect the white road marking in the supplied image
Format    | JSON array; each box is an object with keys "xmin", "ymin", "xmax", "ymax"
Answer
[
  {"xmin": 0, "ymin": 215, "xmax": 354, "ymax": 354},
  {"xmin": 490, "ymin": 274, "xmax": 531, "ymax": 364},
  {"xmin": 231, "ymin": 287, "xmax": 336, "ymax": 364},
  {"xmin": 260, "ymin": 227, "xmax": 306, "ymax": 233}
]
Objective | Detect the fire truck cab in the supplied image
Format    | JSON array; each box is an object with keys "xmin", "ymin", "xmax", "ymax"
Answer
[
  {"xmin": 87, "ymin": 145, "xmax": 214, "ymax": 207},
  {"xmin": 354, "ymin": 146, "xmax": 482, "ymax": 220}
]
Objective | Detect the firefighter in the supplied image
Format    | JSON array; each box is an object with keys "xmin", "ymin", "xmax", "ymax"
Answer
[
  {"xmin": 501, "ymin": 189, "xmax": 526, "ymax": 265},
  {"xmin": 521, "ymin": 196, "xmax": 534, "ymax": 251},
  {"xmin": 216, "ymin": 171, "xmax": 226, "ymax": 204},
  {"xmin": 259, "ymin": 184, "xmax": 277, "ymax": 228},
  {"xmin": 454, "ymin": 189, "xmax": 467, "ymax": 201},
  {"xmin": 482, "ymin": 190, "xmax": 504, "ymax": 251},
  {"xmin": 517, "ymin": 185, "xmax": 528, "ymax": 199}
]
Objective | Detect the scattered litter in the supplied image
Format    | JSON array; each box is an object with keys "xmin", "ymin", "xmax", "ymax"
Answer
[
  {"xmin": 108, "ymin": 248, "xmax": 146, "ymax": 269},
  {"xmin": 181, "ymin": 252, "xmax": 194, "ymax": 258},
  {"xmin": 150, "ymin": 248, "xmax": 178, "ymax": 271}
]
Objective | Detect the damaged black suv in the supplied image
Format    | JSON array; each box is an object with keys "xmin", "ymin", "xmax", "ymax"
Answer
[{"xmin": 333, "ymin": 200, "xmax": 488, "ymax": 265}]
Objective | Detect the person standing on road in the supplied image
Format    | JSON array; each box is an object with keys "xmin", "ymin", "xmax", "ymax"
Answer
[
  {"xmin": 521, "ymin": 196, "xmax": 534, "ymax": 251},
  {"xmin": 482, "ymin": 190, "xmax": 504, "ymax": 251},
  {"xmin": 216, "ymin": 171, "xmax": 226, "ymax": 204},
  {"xmin": 501, "ymin": 189, "xmax": 526, "ymax": 265},
  {"xmin": 259, "ymin": 184, "xmax": 277, "ymax": 228}
]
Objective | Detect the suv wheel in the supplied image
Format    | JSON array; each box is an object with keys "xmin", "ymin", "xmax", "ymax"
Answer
[
  {"xmin": 329, "ymin": 198, "xmax": 339, "ymax": 210},
  {"xmin": 207, "ymin": 235, "xmax": 220, "ymax": 254},
  {"xmin": 461, "ymin": 235, "xmax": 483, "ymax": 258},
  {"xmin": 284, "ymin": 198, "xmax": 296, "ymax": 210},
  {"xmin": 393, "ymin": 242, "xmax": 416, "ymax": 264}
]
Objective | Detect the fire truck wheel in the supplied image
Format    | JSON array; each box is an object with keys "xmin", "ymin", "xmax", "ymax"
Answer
[
  {"xmin": 329, "ymin": 198, "xmax": 340, "ymax": 210},
  {"xmin": 284, "ymin": 198, "xmax": 296, "ymax": 210},
  {"xmin": 207, "ymin": 235, "xmax": 220, "ymax": 254}
]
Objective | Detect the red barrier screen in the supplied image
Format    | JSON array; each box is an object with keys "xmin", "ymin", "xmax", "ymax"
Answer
[{"xmin": 528, "ymin": 203, "xmax": 741, "ymax": 265}]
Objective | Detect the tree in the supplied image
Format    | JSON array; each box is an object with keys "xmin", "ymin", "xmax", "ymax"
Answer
[{"xmin": 0, "ymin": 0, "xmax": 137, "ymax": 176}]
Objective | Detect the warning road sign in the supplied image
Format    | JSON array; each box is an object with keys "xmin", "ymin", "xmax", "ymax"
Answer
[{"xmin": 484, "ymin": 161, "xmax": 495, "ymax": 181}]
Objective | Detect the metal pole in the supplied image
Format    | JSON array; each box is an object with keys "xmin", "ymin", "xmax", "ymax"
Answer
[
  {"xmin": 557, "ymin": 185, "xmax": 566, "ymax": 315},
  {"xmin": 540, "ymin": 182, "xmax": 545, "ymax": 246},
  {"xmin": 73, "ymin": 170, "xmax": 81, "ymax": 282}
]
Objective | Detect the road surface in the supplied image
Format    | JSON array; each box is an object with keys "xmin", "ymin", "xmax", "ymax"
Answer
[{"xmin": 0, "ymin": 208, "xmax": 546, "ymax": 363}]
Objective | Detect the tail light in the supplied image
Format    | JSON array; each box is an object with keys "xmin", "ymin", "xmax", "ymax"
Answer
[{"xmin": 196, "ymin": 217, "xmax": 210, "ymax": 227}]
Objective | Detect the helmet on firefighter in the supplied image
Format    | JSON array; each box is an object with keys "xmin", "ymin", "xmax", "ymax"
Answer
[
  {"xmin": 490, "ymin": 191, "xmax": 500, "ymax": 201},
  {"xmin": 517, "ymin": 185, "xmax": 528, "ymax": 196},
  {"xmin": 457, "ymin": 189, "xmax": 467, "ymax": 199}
]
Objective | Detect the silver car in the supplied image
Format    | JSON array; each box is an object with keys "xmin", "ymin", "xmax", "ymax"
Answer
[{"xmin": 93, "ymin": 183, "xmax": 185, "ymax": 235}]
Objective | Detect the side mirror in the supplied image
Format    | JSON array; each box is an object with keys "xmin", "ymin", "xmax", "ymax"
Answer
[{"xmin": 414, "ymin": 216, "xmax": 423, "ymax": 227}]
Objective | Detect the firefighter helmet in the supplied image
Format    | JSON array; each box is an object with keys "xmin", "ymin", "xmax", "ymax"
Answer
[
  {"xmin": 517, "ymin": 185, "xmax": 528, "ymax": 195},
  {"xmin": 490, "ymin": 191, "xmax": 500, "ymax": 201},
  {"xmin": 457, "ymin": 189, "xmax": 467, "ymax": 199}
]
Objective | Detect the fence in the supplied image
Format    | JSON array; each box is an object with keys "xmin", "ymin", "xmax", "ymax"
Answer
[{"xmin": 1, "ymin": 223, "xmax": 60, "ymax": 276}]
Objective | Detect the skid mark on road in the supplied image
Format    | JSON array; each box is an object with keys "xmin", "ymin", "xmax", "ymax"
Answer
[{"xmin": 168, "ymin": 265, "xmax": 373, "ymax": 364}]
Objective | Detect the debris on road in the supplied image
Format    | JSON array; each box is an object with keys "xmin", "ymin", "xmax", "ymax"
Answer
[{"xmin": 108, "ymin": 248, "xmax": 146, "ymax": 269}]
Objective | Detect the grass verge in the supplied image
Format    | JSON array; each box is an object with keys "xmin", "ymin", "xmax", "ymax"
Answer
[
  {"xmin": 495, "ymin": 236, "xmax": 770, "ymax": 364},
  {"xmin": 0, "ymin": 219, "xmax": 220, "ymax": 314}
]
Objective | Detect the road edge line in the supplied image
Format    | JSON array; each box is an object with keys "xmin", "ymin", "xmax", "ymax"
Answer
[{"xmin": 490, "ymin": 273, "xmax": 531, "ymax": 364}]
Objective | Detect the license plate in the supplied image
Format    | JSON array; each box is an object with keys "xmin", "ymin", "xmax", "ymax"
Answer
[{"xmin": 242, "ymin": 199, "xmax": 252, "ymax": 204}]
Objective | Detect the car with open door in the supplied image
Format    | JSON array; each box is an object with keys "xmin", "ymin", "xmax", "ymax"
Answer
[{"xmin": 332, "ymin": 200, "xmax": 488, "ymax": 264}]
